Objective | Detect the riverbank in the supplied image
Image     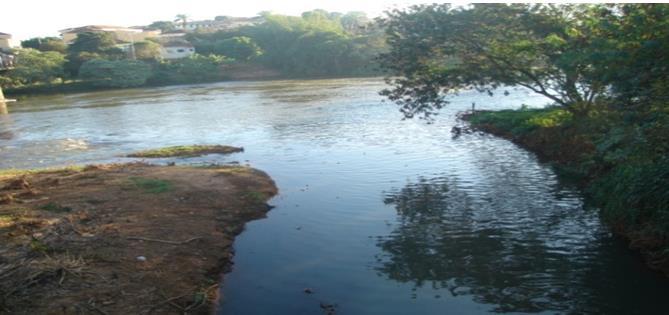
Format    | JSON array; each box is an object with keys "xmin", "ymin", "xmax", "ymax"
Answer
[
  {"xmin": 463, "ymin": 107, "xmax": 669, "ymax": 276},
  {"xmin": 0, "ymin": 162, "xmax": 277, "ymax": 314},
  {"xmin": 2, "ymin": 72, "xmax": 382, "ymax": 99}
]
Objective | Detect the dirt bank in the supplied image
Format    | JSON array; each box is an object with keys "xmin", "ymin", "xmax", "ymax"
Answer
[
  {"xmin": 463, "ymin": 110, "xmax": 669, "ymax": 277},
  {"xmin": 0, "ymin": 163, "xmax": 277, "ymax": 314}
]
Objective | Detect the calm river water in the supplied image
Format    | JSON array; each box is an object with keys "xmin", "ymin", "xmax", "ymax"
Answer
[{"xmin": 1, "ymin": 78, "xmax": 668, "ymax": 314}]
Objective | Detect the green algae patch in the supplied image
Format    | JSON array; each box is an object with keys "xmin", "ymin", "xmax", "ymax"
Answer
[{"xmin": 127, "ymin": 145, "xmax": 244, "ymax": 158}]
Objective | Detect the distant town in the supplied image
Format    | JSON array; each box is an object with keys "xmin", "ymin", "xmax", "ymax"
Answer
[{"xmin": 1, "ymin": 15, "xmax": 265, "ymax": 62}]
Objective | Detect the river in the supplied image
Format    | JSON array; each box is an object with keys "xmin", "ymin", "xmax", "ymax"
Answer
[{"xmin": 1, "ymin": 78, "xmax": 667, "ymax": 314}]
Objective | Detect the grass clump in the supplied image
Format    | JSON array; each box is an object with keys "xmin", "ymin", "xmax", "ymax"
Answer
[
  {"xmin": 127, "ymin": 145, "xmax": 243, "ymax": 158},
  {"xmin": 129, "ymin": 177, "xmax": 173, "ymax": 194},
  {"xmin": 468, "ymin": 107, "xmax": 572, "ymax": 136},
  {"xmin": 0, "ymin": 165, "xmax": 85, "ymax": 178}
]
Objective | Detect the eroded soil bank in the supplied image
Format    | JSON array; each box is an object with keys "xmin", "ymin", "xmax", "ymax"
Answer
[{"xmin": 0, "ymin": 163, "xmax": 277, "ymax": 314}]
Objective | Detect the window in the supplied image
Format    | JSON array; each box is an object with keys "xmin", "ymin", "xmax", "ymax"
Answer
[
  {"xmin": 189, "ymin": 49, "xmax": 194, "ymax": 52},
  {"xmin": 177, "ymin": 49, "xmax": 185, "ymax": 53}
]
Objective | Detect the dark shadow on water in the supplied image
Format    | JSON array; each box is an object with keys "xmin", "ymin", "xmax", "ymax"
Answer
[{"xmin": 376, "ymin": 176, "xmax": 669, "ymax": 314}]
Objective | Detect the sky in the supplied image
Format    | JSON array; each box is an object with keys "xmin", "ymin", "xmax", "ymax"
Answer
[{"xmin": 0, "ymin": 0, "xmax": 438, "ymax": 43}]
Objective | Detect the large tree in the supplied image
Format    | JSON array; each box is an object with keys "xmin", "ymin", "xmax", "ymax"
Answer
[
  {"xmin": 378, "ymin": 4, "xmax": 615, "ymax": 119},
  {"xmin": 212, "ymin": 36, "xmax": 263, "ymax": 61},
  {"xmin": 65, "ymin": 32, "xmax": 122, "ymax": 75},
  {"xmin": 8, "ymin": 49, "xmax": 66, "ymax": 85},
  {"xmin": 79, "ymin": 59, "xmax": 152, "ymax": 88},
  {"xmin": 20, "ymin": 37, "xmax": 67, "ymax": 53}
]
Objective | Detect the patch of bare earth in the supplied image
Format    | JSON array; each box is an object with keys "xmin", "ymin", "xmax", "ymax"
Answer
[{"xmin": 0, "ymin": 163, "xmax": 277, "ymax": 314}]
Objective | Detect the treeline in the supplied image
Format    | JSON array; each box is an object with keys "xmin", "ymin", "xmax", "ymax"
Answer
[
  {"xmin": 1, "ymin": 10, "xmax": 385, "ymax": 93},
  {"xmin": 186, "ymin": 10, "xmax": 386, "ymax": 76},
  {"xmin": 380, "ymin": 4, "xmax": 669, "ymax": 271}
]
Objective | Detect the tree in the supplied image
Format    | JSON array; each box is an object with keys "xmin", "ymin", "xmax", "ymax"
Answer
[
  {"xmin": 68, "ymin": 32, "xmax": 117, "ymax": 54},
  {"xmin": 20, "ymin": 37, "xmax": 67, "ymax": 53},
  {"xmin": 378, "ymin": 4, "xmax": 613, "ymax": 119},
  {"xmin": 79, "ymin": 59, "xmax": 152, "ymax": 88},
  {"xmin": 8, "ymin": 49, "xmax": 65, "ymax": 85},
  {"xmin": 147, "ymin": 21, "xmax": 176, "ymax": 32},
  {"xmin": 212, "ymin": 37, "xmax": 262, "ymax": 61},
  {"xmin": 341, "ymin": 12, "xmax": 370, "ymax": 34},
  {"xmin": 65, "ymin": 32, "xmax": 122, "ymax": 75},
  {"xmin": 150, "ymin": 54, "xmax": 229, "ymax": 84},
  {"xmin": 133, "ymin": 41, "xmax": 162, "ymax": 61},
  {"xmin": 175, "ymin": 14, "xmax": 188, "ymax": 29}
]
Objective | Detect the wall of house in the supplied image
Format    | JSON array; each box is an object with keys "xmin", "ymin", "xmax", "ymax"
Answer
[
  {"xmin": 160, "ymin": 46, "xmax": 195, "ymax": 59},
  {"xmin": 61, "ymin": 33, "xmax": 78, "ymax": 44},
  {"xmin": 0, "ymin": 37, "xmax": 13, "ymax": 51}
]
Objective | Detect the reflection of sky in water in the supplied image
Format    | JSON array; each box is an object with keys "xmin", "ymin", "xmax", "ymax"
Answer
[{"xmin": 1, "ymin": 78, "xmax": 668, "ymax": 314}]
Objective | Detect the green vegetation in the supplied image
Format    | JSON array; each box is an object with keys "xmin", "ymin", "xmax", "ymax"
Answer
[
  {"xmin": 1, "ymin": 9, "xmax": 385, "ymax": 96},
  {"xmin": 79, "ymin": 59, "xmax": 152, "ymax": 88},
  {"xmin": 468, "ymin": 107, "xmax": 669, "ymax": 255},
  {"xmin": 149, "ymin": 54, "xmax": 230, "ymax": 85},
  {"xmin": 1, "ymin": 49, "xmax": 65, "ymax": 86},
  {"xmin": 20, "ymin": 37, "xmax": 67, "ymax": 53},
  {"xmin": 128, "ymin": 177, "xmax": 173, "ymax": 194},
  {"xmin": 0, "ymin": 165, "xmax": 85, "ymax": 178},
  {"xmin": 382, "ymin": 4, "xmax": 669, "ymax": 270},
  {"xmin": 468, "ymin": 108, "xmax": 573, "ymax": 136},
  {"xmin": 127, "ymin": 145, "xmax": 243, "ymax": 158},
  {"xmin": 188, "ymin": 10, "xmax": 385, "ymax": 77}
]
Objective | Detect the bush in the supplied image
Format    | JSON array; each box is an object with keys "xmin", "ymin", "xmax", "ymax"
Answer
[
  {"xmin": 149, "ymin": 54, "xmax": 229, "ymax": 85},
  {"xmin": 79, "ymin": 59, "xmax": 153, "ymax": 88}
]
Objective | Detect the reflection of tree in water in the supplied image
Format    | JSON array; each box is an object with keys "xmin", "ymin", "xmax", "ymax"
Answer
[{"xmin": 377, "ymin": 177, "xmax": 590, "ymax": 313}]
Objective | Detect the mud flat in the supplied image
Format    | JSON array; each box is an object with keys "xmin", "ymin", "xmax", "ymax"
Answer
[{"xmin": 0, "ymin": 162, "xmax": 277, "ymax": 314}]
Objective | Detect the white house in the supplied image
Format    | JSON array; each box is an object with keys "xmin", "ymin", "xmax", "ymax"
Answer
[
  {"xmin": 160, "ymin": 41, "xmax": 195, "ymax": 59},
  {"xmin": 0, "ymin": 32, "xmax": 14, "ymax": 52}
]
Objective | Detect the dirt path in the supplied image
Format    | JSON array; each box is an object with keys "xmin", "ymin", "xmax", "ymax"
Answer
[{"xmin": 0, "ymin": 163, "xmax": 277, "ymax": 314}]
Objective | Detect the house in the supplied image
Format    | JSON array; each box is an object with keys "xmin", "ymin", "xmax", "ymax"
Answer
[
  {"xmin": 176, "ymin": 16, "xmax": 264, "ymax": 32},
  {"xmin": 59, "ymin": 25, "xmax": 160, "ymax": 44},
  {"xmin": 0, "ymin": 33, "xmax": 14, "ymax": 52},
  {"xmin": 157, "ymin": 30, "xmax": 187, "ymax": 41},
  {"xmin": 160, "ymin": 41, "xmax": 195, "ymax": 59}
]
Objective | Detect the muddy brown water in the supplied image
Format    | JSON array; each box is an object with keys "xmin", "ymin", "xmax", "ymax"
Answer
[{"xmin": 1, "ymin": 78, "xmax": 668, "ymax": 314}]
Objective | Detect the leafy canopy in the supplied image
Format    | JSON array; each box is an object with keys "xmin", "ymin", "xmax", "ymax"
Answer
[
  {"xmin": 79, "ymin": 59, "xmax": 152, "ymax": 88},
  {"xmin": 7, "ymin": 49, "xmax": 66, "ymax": 86},
  {"xmin": 379, "ymin": 4, "xmax": 622, "ymax": 119}
]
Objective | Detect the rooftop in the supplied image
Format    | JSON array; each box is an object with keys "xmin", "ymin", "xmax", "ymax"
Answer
[{"xmin": 60, "ymin": 25, "xmax": 144, "ymax": 34}]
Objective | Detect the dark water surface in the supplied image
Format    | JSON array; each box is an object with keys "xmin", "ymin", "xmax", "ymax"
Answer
[{"xmin": 1, "ymin": 78, "xmax": 667, "ymax": 314}]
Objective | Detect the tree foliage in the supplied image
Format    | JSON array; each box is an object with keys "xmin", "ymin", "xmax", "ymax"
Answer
[
  {"xmin": 65, "ymin": 32, "xmax": 124, "ymax": 75},
  {"xmin": 20, "ymin": 37, "xmax": 67, "ymax": 53},
  {"xmin": 79, "ymin": 59, "xmax": 152, "ymax": 88},
  {"xmin": 147, "ymin": 21, "xmax": 176, "ymax": 32},
  {"xmin": 133, "ymin": 41, "xmax": 163, "ymax": 61},
  {"xmin": 211, "ymin": 36, "xmax": 262, "ymax": 61},
  {"xmin": 187, "ymin": 10, "xmax": 385, "ymax": 76},
  {"xmin": 7, "ymin": 49, "xmax": 66, "ymax": 86},
  {"xmin": 149, "ymin": 54, "xmax": 229, "ymax": 85},
  {"xmin": 378, "ymin": 4, "xmax": 663, "ymax": 119}
]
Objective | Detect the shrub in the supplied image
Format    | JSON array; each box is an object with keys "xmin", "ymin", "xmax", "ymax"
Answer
[{"xmin": 79, "ymin": 59, "xmax": 153, "ymax": 88}]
